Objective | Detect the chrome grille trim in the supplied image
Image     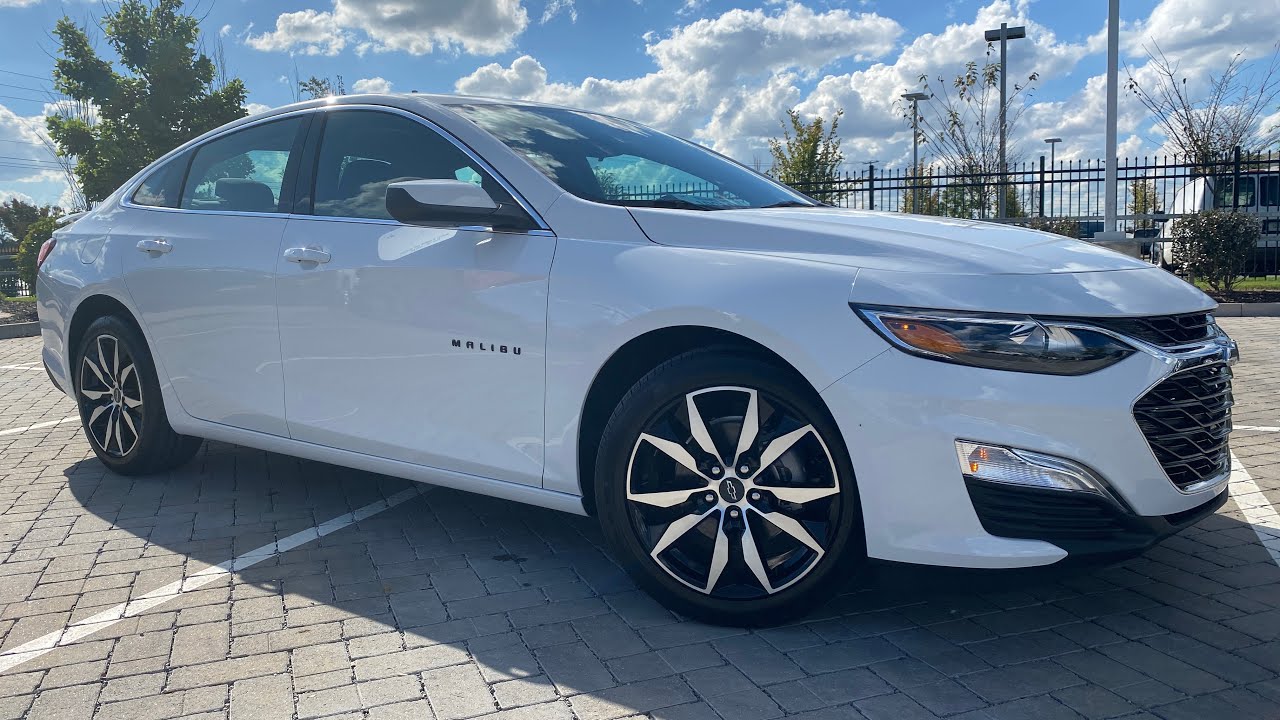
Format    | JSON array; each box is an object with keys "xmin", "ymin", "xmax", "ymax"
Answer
[{"xmin": 1133, "ymin": 362, "xmax": 1233, "ymax": 493}]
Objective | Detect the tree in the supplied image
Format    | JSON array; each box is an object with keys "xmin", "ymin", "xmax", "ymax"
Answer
[
  {"xmin": 1129, "ymin": 177, "xmax": 1162, "ymax": 230},
  {"xmin": 0, "ymin": 198, "xmax": 59, "ymax": 248},
  {"xmin": 1126, "ymin": 45, "xmax": 1280, "ymax": 167},
  {"xmin": 16, "ymin": 214, "xmax": 61, "ymax": 290},
  {"xmin": 912, "ymin": 48, "xmax": 1039, "ymax": 218},
  {"xmin": 46, "ymin": 0, "xmax": 249, "ymax": 203},
  {"xmin": 768, "ymin": 109, "xmax": 849, "ymax": 205},
  {"xmin": 298, "ymin": 74, "xmax": 345, "ymax": 100},
  {"xmin": 900, "ymin": 165, "xmax": 942, "ymax": 215}
]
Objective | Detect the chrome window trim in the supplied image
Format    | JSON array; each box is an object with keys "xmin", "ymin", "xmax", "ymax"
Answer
[{"xmin": 119, "ymin": 103, "xmax": 554, "ymax": 234}]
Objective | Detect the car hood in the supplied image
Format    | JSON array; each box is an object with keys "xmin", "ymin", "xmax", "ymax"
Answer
[{"xmin": 627, "ymin": 206, "xmax": 1216, "ymax": 317}]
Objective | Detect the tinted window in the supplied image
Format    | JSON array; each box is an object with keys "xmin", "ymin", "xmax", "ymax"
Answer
[
  {"xmin": 181, "ymin": 118, "xmax": 303, "ymax": 213},
  {"xmin": 312, "ymin": 110, "xmax": 513, "ymax": 221},
  {"xmin": 1213, "ymin": 176, "xmax": 1256, "ymax": 208},
  {"xmin": 131, "ymin": 153, "xmax": 188, "ymax": 208},
  {"xmin": 1260, "ymin": 175, "xmax": 1279, "ymax": 207},
  {"xmin": 451, "ymin": 103, "xmax": 815, "ymax": 210}
]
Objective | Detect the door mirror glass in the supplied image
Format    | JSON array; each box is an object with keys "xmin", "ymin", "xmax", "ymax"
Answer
[{"xmin": 386, "ymin": 179, "xmax": 535, "ymax": 230}]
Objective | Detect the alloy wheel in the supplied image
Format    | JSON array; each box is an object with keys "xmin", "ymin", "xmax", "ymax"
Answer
[
  {"xmin": 79, "ymin": 334, "xmax": 144, "ymax": 457},
  {"xmin": 625, "ymin": 386, "xmax": 841, "ymax": 599}
]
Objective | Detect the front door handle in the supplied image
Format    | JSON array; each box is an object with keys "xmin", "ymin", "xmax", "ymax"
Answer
[
  {"xmin": 136, "ymin": 238, "xmax": 172, "ymax": 255},
  {"xmin": 283, "ymin": 246, "xmax": 331, "ymax": 264}
]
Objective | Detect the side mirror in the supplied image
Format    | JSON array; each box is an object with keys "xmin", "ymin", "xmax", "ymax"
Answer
[{"xmin": 386, "ymin": 179, "xmax": 537, "ymax": 232}]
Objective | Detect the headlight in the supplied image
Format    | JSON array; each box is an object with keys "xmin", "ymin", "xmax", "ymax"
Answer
[{"xmin": 854, "ymin": 306, "xmax": 1136, "ymax": 375}]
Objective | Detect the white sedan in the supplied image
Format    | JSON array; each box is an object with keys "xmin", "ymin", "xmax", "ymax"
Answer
[{"xmin": 37, "ymin": 94, "xmax": 1237, "ymax": 625}]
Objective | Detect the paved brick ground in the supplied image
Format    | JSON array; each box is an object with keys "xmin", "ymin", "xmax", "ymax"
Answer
[{"xmin": 0, "ymin": 318, "xmax": 1277, "ymax": 720}]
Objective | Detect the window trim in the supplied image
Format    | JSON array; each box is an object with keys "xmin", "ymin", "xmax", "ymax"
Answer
[
  {"xmin": 121, "ymin": 108, "xmax": 319, "ymax": 219},
  {"xmin": 298, "ymin": 105, "xmax": 551, "ymax": 233}
]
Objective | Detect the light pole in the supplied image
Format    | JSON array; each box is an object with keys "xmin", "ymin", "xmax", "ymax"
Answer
[
  {"xmin": 902, "ymin": 92, "xmax": 930, "ymax": 214},
  {"xmin": 984, "ymin": 21, "xmax": 1026, "ymax": 219},
  {"xmin": 1044, "ymin": 137, "xmax": 1061, "ymax": 215}
]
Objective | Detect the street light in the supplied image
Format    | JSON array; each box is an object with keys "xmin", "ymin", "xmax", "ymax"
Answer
[
  {"xmin": 902, "ymin": 92, "xmax": 930, "ymax": 214},
  {"xmin": 984, "ymin": 22, "xmax": 1026, "ymax": 219},
  {"xmin": 1044, "ymin": 137, "xmax": 1061, "ymax": 216}
]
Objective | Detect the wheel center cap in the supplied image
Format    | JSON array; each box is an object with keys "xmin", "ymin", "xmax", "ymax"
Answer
[{"xmin": 718, "ymin": 478, "xmax": 745, "ymax": 504}]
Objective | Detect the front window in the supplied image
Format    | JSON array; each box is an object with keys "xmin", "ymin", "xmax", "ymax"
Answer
[
  {"xmin": 1213, "ymin": 176, "xmax": 1256, "ymax": 208},
  {"xmin": 451, "ymin": 103, "xmax": 816, "ymax": 211}
]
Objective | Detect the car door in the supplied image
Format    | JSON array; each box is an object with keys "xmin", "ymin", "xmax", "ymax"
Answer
[
  {"xmin": 119, "ymin": 114, "xmax": 309, "ymax": 436},
  {"xmin": 275, "ymin": 107, "xmax": 556, "ymax": 486}
]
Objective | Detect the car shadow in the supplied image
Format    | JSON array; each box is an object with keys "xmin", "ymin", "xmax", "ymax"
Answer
[{"xmin": 58, "ymin": 438, "xmax": 1279, "ymax": 715}]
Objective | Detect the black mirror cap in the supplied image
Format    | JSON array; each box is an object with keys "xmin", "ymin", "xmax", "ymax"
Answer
[{"xmin": 385, "ymin": 186, "xmax": 540, "ymax": 232}]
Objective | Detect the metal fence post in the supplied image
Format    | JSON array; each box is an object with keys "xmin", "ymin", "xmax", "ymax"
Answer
[
  {"xmin": 867, "ymin": 164, "xmax": 875, "ymax": 211},
  {"xmin": 1038, "ymin": 155, "xmax": 1046, "ymax": 218},
  {"xmin": 1232, "ymin": 145, "xmax": 1242, "ymax": 210}
]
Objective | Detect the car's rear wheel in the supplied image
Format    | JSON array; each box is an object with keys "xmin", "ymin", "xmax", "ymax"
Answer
[
  {"xmin": 74, "ymin": 315, "xmax": 202, "ymax": 475},
  {"xmin": 595, "ymin": 348, "xmax": 864, "ymax": 626}
]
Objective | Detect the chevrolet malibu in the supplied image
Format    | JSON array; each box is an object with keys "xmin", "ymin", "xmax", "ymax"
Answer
[{"xmin": 37, "ymin": 94, "xmax": 1238, "ymax": 625}]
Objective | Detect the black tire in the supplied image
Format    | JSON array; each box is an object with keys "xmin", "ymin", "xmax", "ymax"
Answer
[
  {"xmin": 73, "ymin": 315, "xmax": 202, "ymax": 475},
  {"xmin": 595, "ymin": 347, "xmax": 864, "ymax": 626}
]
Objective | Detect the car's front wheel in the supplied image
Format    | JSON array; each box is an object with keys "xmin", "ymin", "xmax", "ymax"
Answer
[
  {"xmin": 74, "ymin": 315, "xmax": 202, "ymax": 475},
  {"xmin": 595, "ymin": 348, "xmax": 863, "ymax": 626}
]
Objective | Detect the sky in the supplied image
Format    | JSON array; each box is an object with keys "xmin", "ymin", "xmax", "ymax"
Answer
[{"xmin": 1, "ymin": 0, "xmax": 1278, "ymax": 208}]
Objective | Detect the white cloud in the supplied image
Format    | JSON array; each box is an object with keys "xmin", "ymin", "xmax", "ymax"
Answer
[
  {"xmin": 352, "ymin": 76, "xmax": 392, "ymax": 94},
  {"xmin": 248, "ymin": 0, "xmax": 528, "ymax": 57},
  {"xmin": 219, "ymin": 24, "xmax": 232, "ymax": 37},
  {"xmin": 246, "ymin": 9, "xmax": 347, "ymax": 56},
  {"xmin": 0, "ymin": 0, "xmax": 40, "ymax": 7},
  {"xmin": 0, "ymin": 102, "xmax": 73, "ymax": 209},
  {"xmin": 244, "ymin": 102, "xmax": 273, "ymax": 115},
  {"xmin": 457, "ymin": 2, "xmax": 903, "ymax": 148},
  {"xmin": 541, "ymin": 0, "xmax": 576, "ymax": 24}
]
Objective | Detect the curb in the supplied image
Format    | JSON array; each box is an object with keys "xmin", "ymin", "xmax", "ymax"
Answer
[
  {"xmin": 1216, "ymin": 303, "xmax": 1280, "ymax": 318},
  {"xmin": 0, "ymin": 322, "xmax": 40, "ymax": 339}
]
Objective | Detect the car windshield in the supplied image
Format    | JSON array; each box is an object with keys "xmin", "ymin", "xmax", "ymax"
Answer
[{"xmin": 450, "ymin": 102, "xmax": 817, "ymax": 211}]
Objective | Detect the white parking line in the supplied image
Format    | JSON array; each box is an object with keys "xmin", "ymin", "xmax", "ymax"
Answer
[
  {"xmin": 1229, "ymin": 452, "xmax": 1280, "ymax": 567},
  {"xmin": 0, "ymin": 485, "xmax": 428, "ymax": 675},
  {"xmin": 1236, "ymin": 425, "xmax": 1280, "ymax": 433},
  {"xmin": 0, "ymin": 416, "xmax": 78, "ymax": 437},
  {"xmin": 0, "ymin": 364, "xmax": 41, "ymax": 371}
]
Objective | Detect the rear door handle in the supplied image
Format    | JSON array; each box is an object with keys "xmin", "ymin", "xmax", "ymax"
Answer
[
  {"xmin": 283, "ymin": 246, "xmax": 331, "ymax": 264},
  {"xmin": 136, "ymin": 238, "xmax": 172, "ymax": 255}
]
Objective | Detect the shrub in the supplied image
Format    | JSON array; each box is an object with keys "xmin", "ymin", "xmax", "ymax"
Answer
[
  {"xmin": 1023, "ymin": 217, "xmax": 1081, "ymax": 239},
  {"xmin": 16, "ymin": 215, "xmax": 58, "ymax": 291},
  {"xmin": 1171, "ymin": 210, "xmax": 1260, "ymax": 292}
]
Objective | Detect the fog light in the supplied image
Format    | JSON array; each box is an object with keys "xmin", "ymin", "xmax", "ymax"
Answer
[{"xmin": 955, "ymin": 441, "xmax": 1113, "ymax": 498}]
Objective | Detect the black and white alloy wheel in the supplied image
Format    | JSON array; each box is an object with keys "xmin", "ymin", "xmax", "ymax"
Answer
[
  {"xmin": 74, "ymin": 316, "xmax": 203, "ymax": 475},
  {"xmin": 79, "ymin": 333, "xmax": 143, "ymax": 457},
  {"xmin": 596, "ymin": 348, "xmax": 862, "ymax": 626}
]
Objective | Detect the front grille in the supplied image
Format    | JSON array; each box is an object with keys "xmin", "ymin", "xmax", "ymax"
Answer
[
  {"xmin": 1134, "ymin": 363, "xmax": 1232, "ymax": 490},
  {"xmin": 1085, "ymin": 313, "xmax": 1214, "ymax": 348}
]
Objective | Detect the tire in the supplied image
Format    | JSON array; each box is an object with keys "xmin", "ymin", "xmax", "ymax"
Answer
[
  {"xmin": 73, "ymin": 315, "xmax": 202, "ymax": 475},
  {"xmin": 595, "ymin": 347, "xmax": 864, "ymax": 626}
]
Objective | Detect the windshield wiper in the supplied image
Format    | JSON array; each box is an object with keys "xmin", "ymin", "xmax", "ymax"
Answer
[
  {"xmin": 629, "ymin": 195, "xmax": 721, "ymax": 211},
  {"xmin": 759, "ymin": 200, "xmax": 819, "ymax": 208}
]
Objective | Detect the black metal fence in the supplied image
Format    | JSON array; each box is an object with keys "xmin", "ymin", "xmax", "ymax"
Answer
[{"xmin": 786, "ymin": 148, "xmax": 1280, "ymax": 278}]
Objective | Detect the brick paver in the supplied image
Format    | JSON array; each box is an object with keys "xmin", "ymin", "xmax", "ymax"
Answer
[{"xmin": 0, "ymin": 319, "xmax": 1276, "ymax": 720}]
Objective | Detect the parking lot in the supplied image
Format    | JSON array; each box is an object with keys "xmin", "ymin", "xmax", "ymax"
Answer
[{"xmin": 0, "ymin": 317, "xmax": 1276, "ymax": 720}]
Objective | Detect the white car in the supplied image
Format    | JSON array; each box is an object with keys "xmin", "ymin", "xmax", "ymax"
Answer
[{"xmin": 37, "ymin": 95, "xmax": 1238, "ymax": 624}]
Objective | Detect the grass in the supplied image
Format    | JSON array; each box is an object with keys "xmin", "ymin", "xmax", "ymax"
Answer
[
  {"xmin": 1194, "ymin": 277, "xmax": 1280, "ymax": 292},
  {"xmin": 0, "ymin": 295, "xmax": 35, "ymax": 303}
]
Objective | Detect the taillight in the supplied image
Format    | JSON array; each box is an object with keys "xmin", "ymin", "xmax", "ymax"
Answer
[{"xmin": 36, "ymin": 238, "xmax": 56, "ymax": 270}]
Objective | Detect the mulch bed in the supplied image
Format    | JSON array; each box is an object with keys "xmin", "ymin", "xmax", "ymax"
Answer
[
  {"xmin": 1206, "ymin": 290, "xmax": 1280, "ymax": 304},
  {"xmin": 0, "ymin": 298, "xmax": 37, "ymax": 324}
]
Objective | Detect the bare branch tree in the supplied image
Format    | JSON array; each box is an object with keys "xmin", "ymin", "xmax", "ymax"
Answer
[
  {"xmin": 1126, "ymin": 44, "xmax": 1280, "ymax": 167},
  {"xmin": 909, "ymin": 44, "xmax": 1039, "ymax": 218}
]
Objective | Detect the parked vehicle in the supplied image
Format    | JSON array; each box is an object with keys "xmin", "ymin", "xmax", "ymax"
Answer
[
  {"xmin": 1156, "ymin": 172, "xmax": 1280, "ymax": 269},
  {"xmin": 37, "ymin": 95, "xmax": 1239, "ymax": 624}
]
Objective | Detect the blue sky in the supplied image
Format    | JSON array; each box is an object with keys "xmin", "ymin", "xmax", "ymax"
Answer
[{"xmin": 1, "ymin": 0, "xmax": 1277, "ymax": 208}]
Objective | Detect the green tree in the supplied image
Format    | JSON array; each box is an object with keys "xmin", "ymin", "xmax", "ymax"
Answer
[
  {"xmin": 768, "ymin": 109, "xmax": 849, "ymax": 205},
  {"xmin": 46, "ymin": 0, "xmax": 248, "ymax": 202},
  {"xmin": 0, "ymin": 198, "xmax": 59, "ymax": 247},
  {"xmin": 16, "ymin": 215, "xmax": 61, "ymax": 290},
  {"xmin": 1129, "ymin": 177, "xmax": 1162, "ymax": 230},
  {"xmin": 900, "ymin": 164, "xmax": 942, "ymax": 215},
  {"xmin": 298, "ymin": 74, "xmax": 345, "ymax": 100}
]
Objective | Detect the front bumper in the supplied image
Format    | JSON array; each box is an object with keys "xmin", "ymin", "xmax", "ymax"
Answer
[{"xmin": 820, "ymin": 334, "xmax": 1234, "ymax": 569}]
